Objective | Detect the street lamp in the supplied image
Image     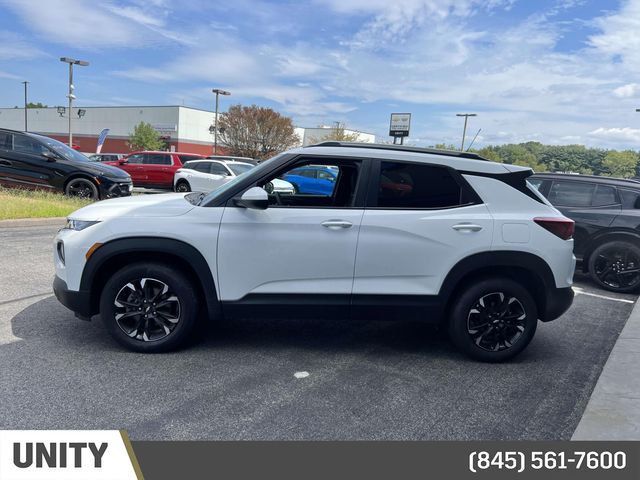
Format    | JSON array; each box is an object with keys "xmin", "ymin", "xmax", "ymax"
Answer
[
  {"xmin": 60, "ymin": 57, "xmax": 89, "ymax": 147},
  {"xmin": 456, "ymin": 113, "xmax": 477, "ymax": 151},
  {"xmin": 21, "ymin": 81, "xmax": 29, "ymax": 131},
  {"xmin": 212, "ymin": 88, "xmax": 230, "ymax": 155}
]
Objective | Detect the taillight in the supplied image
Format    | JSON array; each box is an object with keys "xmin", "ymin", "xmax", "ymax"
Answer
[{"xmin": 534, "ymin": 217, "xmax": 574, "ymax": 240}]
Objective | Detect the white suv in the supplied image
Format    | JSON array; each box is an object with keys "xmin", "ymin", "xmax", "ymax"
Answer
[
  {"xmin": 174, "ymin": 158, "xmax": 295, "ymax": 194},
  {"xmin": 53, "ymin": 142, "xmax": 575, "ymax": 361}
]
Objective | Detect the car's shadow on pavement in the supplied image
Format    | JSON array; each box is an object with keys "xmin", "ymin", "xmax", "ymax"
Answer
[
  {"xmin": 2, "ymin": 291, "xmax": 633, "ymax": 441},
  {"xmin": 9, "ymin": 295, "xmax": 463, "ymax": 359}
]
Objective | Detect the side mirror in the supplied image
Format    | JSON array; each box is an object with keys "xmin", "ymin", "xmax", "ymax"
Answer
[
  {"xmin": 42, "ymin": 151, "xmax": 57, "ymax": 162},
  {"xmin": 118, "ymin": 159, "xmax": 127, "ymax": 165},
  {"xmin": 235, "ymin": 187, "xmax": 269, "ymax": 210}
]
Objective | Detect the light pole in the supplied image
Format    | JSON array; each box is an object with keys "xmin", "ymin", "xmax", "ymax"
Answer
[
  {"xmin": 21, "ymin": 81, "xmax": 28, "ymax": 131},
  {"xmin": 60, "ymin": 57, "xmax": 89, "ymax": 147},
  {"xmin": 456, "ymin": 113, "xmax": 477, "ymax": 151},
  {"xmin": 212, "ymin": 88, "xmax": 230, "ymax": 155}
]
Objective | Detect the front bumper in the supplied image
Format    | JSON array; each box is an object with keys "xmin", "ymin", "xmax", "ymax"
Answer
[
  {"xmin": 99, "ymin": 178, "xmax": 133, "ymax": 199},
  {"xmin": 53, "ymin": 275, "xmax": 93, "ymax": 319},
  {"xmin": 540, "ymin": 286, "xmax": 574, "ymax": 322}
]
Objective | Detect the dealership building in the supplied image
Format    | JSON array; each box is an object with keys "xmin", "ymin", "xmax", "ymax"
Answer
[{"xmin": 0, "ymin": 105, "xmax": 375, "ymax": 155}]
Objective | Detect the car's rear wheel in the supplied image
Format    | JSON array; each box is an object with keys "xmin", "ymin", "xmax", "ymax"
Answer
[
  {"xmin": 448, "ymin": 277, "xmax": 538, "ymax": 362},
  {"xmin": 588, "ymin": 241, "xmax": 640, "ymax": 293},
  {"xmin": 175, "ymin": 180, "xmax": 191, "ymax": 192},
  {"xmin": 99, "ymin": 263, "xmax": 200, "ymax": 352},
  {"xmin": 65, "ymin": 178, "xmax": 99, "ymax": 200}
]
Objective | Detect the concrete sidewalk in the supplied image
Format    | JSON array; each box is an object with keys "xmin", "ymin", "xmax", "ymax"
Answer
[{"xmin": 572, "ymin": 296, "xmax": 640, "ymax": 440}]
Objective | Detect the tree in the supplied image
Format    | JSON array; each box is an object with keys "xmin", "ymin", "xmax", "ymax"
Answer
[
  {"xmin": 602, "ymin": 150, "xmax": 639, "ymax": 178},
  {"xmin": 218, "ymin": 104, "xmax": 299, "ymax": 160},
  {"xmin": 27, "ymin": 102, "xmax": 47, "ymax": 108},
  {"xmin": 128, "ymin": 122, "xmax": 165, "ymax": 151},
  {"xmin": 308, "ymin": 123, "xmax": 361, "ymax": 143}
]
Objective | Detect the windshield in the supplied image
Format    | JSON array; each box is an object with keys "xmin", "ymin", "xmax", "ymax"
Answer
[
  {"xmin": 31, "ymin": 134, "xmax": 90, "ymax": 163},
  {"xmin": 228, "ymin": 163, "xmax": 253, "ymax": 176},
  {"xmin": 198, "ymin": 154, "xmax": 284, "ymax": 206}
]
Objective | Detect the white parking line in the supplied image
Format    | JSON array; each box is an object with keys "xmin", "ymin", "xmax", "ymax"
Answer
[{"xmin": 573, "ymin": 286, "xmax": 636, "ymax": 304}]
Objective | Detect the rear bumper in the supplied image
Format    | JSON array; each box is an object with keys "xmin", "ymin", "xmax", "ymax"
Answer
[
  {"xmin": 53, "ymin": 275, "xmax": 93, "ymax": 319},
  {"xmin": 540, "ymin": 286, "xmax": 574, "ymax": 322}
]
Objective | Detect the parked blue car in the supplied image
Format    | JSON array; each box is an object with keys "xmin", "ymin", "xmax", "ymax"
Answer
[{"xmin": 282, "ymin": 165, "xmax": 338, "ymax": 195}]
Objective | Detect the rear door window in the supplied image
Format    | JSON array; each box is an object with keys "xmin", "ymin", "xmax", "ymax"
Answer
[
  {"xmin": 373, "ymin": 161, "xmax": 472, "ymax": 209},
  {"xmin": 144, "ymin": 154, "xmax": 172, "ymax": 165},
  {"xmin": 210, "ymin": 162, "xmax": 230, "ymax": 176},
  {"xmin": 548, "ymin": 181, "xmax": 595, "ymax": 207},
  {"xmin": 592, "ymin": 185, "xmax": 618, "ymax": 206}
]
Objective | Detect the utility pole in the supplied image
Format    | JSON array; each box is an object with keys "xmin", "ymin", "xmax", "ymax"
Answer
[
  {"xmin": 456, "ymin": 113, "xmax": 477, "ymax": 151},
  {"xmin": 21, "ymin": 81, "xmax": 28, "ymax": 131},
  {"xmin": 60, "ymin": 57, "xmax": 89, "ymax": 147},
  {"xmin": 212, "ymin": 88, "xmax": 231, "ymax": 155}
]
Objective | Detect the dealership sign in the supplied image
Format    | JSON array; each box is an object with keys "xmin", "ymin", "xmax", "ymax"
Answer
[{"xmin": 389, "ymin": 113, "xmax": 411, "ymax": 137}]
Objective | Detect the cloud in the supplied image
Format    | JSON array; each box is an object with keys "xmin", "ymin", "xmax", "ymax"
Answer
[
  {"xmin": 0, "ymin": 32, "xmax": 45, "ymax": 60},
  {"xmin": 0, "ymin": 0, "xmax": 191, "ymax": 47},
  {"xmin": 613, "ymin": 83, "xmax": 640, "ymax": 99},
  {"xmin": 588, "ymin": 127, "xmax": 640, "ymax": 145}
]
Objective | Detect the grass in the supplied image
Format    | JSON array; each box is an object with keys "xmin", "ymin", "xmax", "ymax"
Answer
[{"xmin": 0, "ymin": 186, "xmax": 92, "ymax": 220}]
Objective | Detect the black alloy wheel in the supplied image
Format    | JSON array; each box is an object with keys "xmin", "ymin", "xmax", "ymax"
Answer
[
  {"xmin": 589, "ymin": 241, "xmax": 640, "ymax": 293},
  {"xmin": 467, "ymin": 292, "xmax": 526, "ymax": 352},
  {"xmin": 448, "ymin": 277, "xmax": 538, "ymax": 362},
  {"xmin": 114, "ymin": 278, "xmax": 181, "ymax": 342},
  {"xmin": 175, "ymin": 181, "xmax": 191, "ymax": 192},
  {"xmin": 65, "ymin": 178, "xmax": 99, "ymax": 200},
  {"xmin": 100, "ymin": 263, "xmax": 200, "ymax": 352}
]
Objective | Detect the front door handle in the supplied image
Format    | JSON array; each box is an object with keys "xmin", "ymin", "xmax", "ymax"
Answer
[
  {"xmin": 0, "ymin": 160, "xmax": 11, "ymax": 166},
  {"xmin": 452, "ymin": 223, "xmax": 483, "ymax": 232},
  {"xmin": 321, "ymin": 220, "xmax": 353, "ymax": 229}
]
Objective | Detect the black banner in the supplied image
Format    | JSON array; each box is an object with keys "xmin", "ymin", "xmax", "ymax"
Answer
[{"xmin": 133, "ymin": 441, "xmax": 639, "ymax": 480}]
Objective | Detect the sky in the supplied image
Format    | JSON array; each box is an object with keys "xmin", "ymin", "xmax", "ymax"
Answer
[{"xmin": 0, "ymin": 0, "xmax": 639, "ymax": 149}]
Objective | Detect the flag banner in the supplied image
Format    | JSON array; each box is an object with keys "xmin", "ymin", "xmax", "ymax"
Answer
[
  {"xmin": 96, "ymin": 128, "xmax": 110, "ymax": 154},
  {"xmin": 0, "ymin": 430, "xmax": 142, "ymax": 480}
]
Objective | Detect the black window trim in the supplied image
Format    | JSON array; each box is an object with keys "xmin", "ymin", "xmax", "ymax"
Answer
[{"xmin": 365, "ymin": 158, "xmax": 483, "ymax": 210}]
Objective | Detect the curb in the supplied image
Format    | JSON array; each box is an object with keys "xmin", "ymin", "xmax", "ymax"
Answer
[
  {"xmin": 572, "ymin": 296, "xmax": 640, "ymax": 440},
  {"xmin": 0, "ymin": 217, "xmax": 66, "ymax": 228}
]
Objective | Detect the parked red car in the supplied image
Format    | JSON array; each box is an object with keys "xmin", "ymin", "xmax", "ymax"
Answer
[{"xmin": 104, "ymin": 151, "xmax": 204, "ymax": 189}]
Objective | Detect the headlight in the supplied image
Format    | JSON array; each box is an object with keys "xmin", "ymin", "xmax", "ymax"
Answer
[{"xmin": 63, "ymin": 219, "xmax": 101, "ymax": 231}]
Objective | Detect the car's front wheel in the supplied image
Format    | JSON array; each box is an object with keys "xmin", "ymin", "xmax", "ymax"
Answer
[
  {"xmin": 175, "ymin": 180, "xmax": 191, "ymax": 192},
  {"xmin": 65, "ymin": 178, "xmax": 99, "ymax": 200},
  {"xmin": 588, "ymin": 241, "xmax": 640, "ymax": 293},
  {"xmin": 448, "ymin": 277, "xmax": 538, "ymax": 362},
  {"xmin": 99, "ymin": 263, "xmax": 200, "ymax": 352}
]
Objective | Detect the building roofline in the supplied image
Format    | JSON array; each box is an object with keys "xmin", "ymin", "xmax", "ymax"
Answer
[{"xmin": 0, "ymin": 105, "xmax": 215, "ymax": 114}]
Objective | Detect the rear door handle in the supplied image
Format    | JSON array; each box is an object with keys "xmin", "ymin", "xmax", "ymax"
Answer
[
  {"xmin": 321, "ymin": 220, "xmax": 353, "ymax": 229},
  {"xmin": 452, "ymin": 223, "xmax": 483, "ymax": 232}
]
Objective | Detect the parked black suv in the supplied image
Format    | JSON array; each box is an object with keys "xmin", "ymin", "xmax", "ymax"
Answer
[
  {"xmin": 531, "ymin": 172, "xmax": 640, "ymax": 293},
  {"xmin": 0, "ymin": 128, "xmax": 132, "ymax": 200}
]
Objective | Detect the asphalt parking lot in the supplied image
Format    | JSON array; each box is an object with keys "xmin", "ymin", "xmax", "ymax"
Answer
[{"xmin": 0, "ymin": 222, "xmax": 636, "ymax": 440}]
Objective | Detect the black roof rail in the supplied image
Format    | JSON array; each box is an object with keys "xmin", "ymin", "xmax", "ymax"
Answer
[{"xmin": 309, "ymin": 141, "xmax": 489, "ymax": 161}]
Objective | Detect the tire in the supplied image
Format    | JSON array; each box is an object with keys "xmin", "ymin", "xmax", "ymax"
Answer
[
  {"xmin": 448, "ymin": 277, "xmax": 538, "ymax": 362},
  {"xmin": 65, "ymin": 178, "xmax": 99, "ymax": 200},
  {"xmin": 175, "ymin": 180, "xmax": 191, "ymax": 193},
  {"xmin": 99, "ymin": 262, "xmax": 200, "ymax": 352},
  {"xmin": 588, "ymin": 241, "xmax": 640, "ymax": 293}
]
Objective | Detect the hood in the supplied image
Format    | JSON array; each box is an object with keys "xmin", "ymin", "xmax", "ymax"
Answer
[
  {"xmin": 69, "ymin": 193, "xmax": 195, "ymax": 221},
  {"xmin": 82, "ymin": 161, "xmax": 131, "ymax": 180}
]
